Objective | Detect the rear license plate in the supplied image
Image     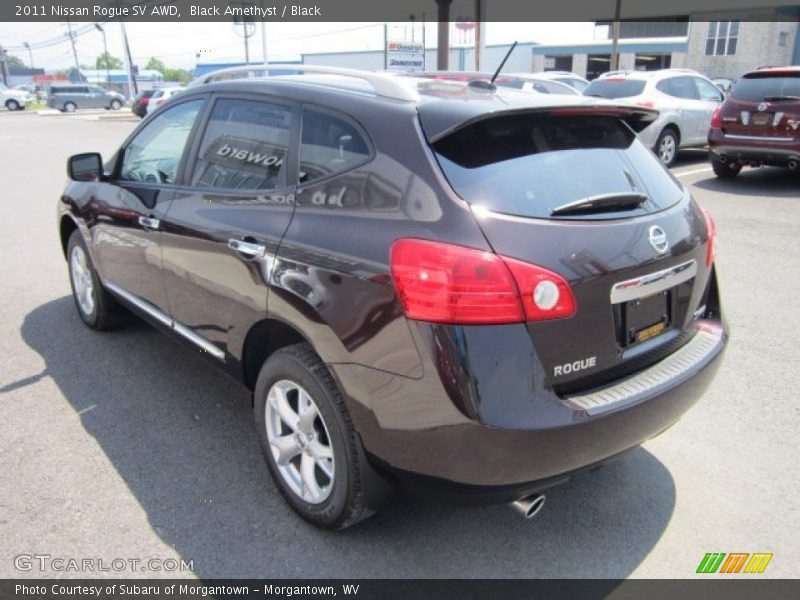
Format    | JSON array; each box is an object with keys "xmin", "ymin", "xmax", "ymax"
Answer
[
  {"xmin": 624, "ymin": 291, "xmax": 671, "ymax": 346},
  {"xmin": 752, "ymin": 112, "xmax": 771, "ymax": 126}
]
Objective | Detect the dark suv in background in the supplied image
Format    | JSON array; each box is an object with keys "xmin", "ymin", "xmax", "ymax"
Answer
[
  {"xmin": 58, "ymin": 66, "xmax": 727, "ymax": 529},
  {"xmin": 708, "ymin": 66, "xmax": 800, "ymax": 178}
]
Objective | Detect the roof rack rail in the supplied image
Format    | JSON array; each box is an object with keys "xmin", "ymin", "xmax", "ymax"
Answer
[{"xmin": 187, "ymin": 64, "xmax": 418, "ymax": 102}]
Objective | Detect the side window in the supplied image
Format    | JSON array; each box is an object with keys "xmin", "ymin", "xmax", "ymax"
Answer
[
  {"xmin": 191, "ymin": 98, "xmax": 294, "ymax": 191},
  {"xmin": 694, "ymin": 77, "xmax": 724, "ymax": 102},
  {"xmin": 119, "ymin": 99, "xmax": 203, "ymax": 185},
  {"xmin": 79, "ymin": 87, "xmax": 90, "ymax": 94},
  {"xmin": 299, "ymin": 108, "xmax": 371, "ymax": 183},
  {"xmin": 667, "ymin": 77, "xmax": 699, "ymax": 100}
]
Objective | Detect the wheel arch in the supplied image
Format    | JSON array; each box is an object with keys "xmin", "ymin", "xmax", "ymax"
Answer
[
  {"xmin": 59, "ymin": 214, "xmax": 79, "ymax": 259},
  {"xmin": 661, "ymin": 123, "xmax": 681, "ymax": 145},
  {"xmin": 242, "ymin": 318, "xmax": 310, "ymax": 391}
]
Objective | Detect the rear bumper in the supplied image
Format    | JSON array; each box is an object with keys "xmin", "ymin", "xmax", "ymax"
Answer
[
  {"xmin": 333, "ymin": 318, "xmax": 727, "ymax": 499},
  {"xmin": 708, "ymin": 128, "xmax": 800, "ymax": 166}
]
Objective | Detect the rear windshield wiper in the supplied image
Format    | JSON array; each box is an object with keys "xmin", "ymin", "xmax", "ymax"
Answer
[
  {"xmin": 550, "ymin": 192, "xmax": 648, "ymax": 217},
  {"xmin": 762, "ymin": 95, "xmax": 800, "ymax": 101}
]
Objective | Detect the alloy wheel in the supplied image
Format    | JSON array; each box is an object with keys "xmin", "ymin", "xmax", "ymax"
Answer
[
  {"xmin": 70, "ymin": 245, "xmax": 95, "ymax": 316},
  {"xmin": 265, "ymin": 380, "xmax": 335, "ymax": 504},
  {"xmin": 658, "ymin": 134, "xmax": 676, "ymax": 165}
]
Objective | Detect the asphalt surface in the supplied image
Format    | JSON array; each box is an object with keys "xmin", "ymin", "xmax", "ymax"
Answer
[{"xmin": 0, "ymin": 111, "xmax": 798, "ymax": 579}]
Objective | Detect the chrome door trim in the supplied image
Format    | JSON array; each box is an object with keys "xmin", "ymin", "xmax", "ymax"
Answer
[
  {"xmin": 610, "ymin": 259, "xmax": 697, "ymax": 304},
  {"xmin": 724, "ymin": 133, "xmax": 794, "ymax": 143},
  {"xmin": 172, "ymin": 321, "xmax": 226, "ymax": 360},
  {"xmin": 104, "ymin": 282, "xmax": 225, "ymax": 361},
  {"xmin": 106, "ymin": 282, "xmax": 172, "ymax": 327}
]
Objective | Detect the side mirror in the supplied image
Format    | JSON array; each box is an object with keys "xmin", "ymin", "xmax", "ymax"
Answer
[{"xmin": 68, "ymin": 153, "xmax": 104, "ymax": 182}]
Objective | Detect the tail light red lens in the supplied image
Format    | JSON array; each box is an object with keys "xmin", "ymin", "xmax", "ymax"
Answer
[
  {"xmin": 636, "ymin": 100, "xmax": 655, "ymax": 108},
  {"xmin": 390, "ymin": 239, "xmax": 576, "ymax": 324},
  {"xmin": 710, "ymin": 106, "xmax": 722, "ymax": 128},
  {"xmin": 701, "ymin": 207, "xmax": 717, "ymax": 266}
]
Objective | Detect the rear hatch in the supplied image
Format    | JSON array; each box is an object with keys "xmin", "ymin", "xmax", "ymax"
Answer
[
  {"xmin": 423, "ymin": 106, "xmax": 715, "ymax": 392},
  {"xmin": 720, "ymin": 69, "xmax": 800, "ymax": 139}
]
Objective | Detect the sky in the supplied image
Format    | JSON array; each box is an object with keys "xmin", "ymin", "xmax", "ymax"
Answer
[{"xmin": 0, "ymin": 22, "xmax": 604, "ymax": 71}]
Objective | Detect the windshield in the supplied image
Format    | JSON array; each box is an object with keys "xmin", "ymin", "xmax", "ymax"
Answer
[
  {"xmin": 583, "ymin": 79, "xmax": 647, "ymax": 99},
  {"xmin": 432, "ymin": 113, "xmax": 683, "ymax": 220},
  {"xmin": 731, "ymin": 73, "xmax": 800, "ymax": 101},
  {"xmin": 557, "ymin": 77, "xmax": 588, "ymax": 92}
]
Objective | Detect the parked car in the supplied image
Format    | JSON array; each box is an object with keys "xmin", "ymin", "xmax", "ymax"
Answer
[
  {"xmin": 502, "ymin": 73, "xmax": 581, "ymax": 95},
  {"xmin": 410, "ymin": 71, "xmax": 577, "ymax": 95},
  {"xmin": 584, "ymin": 69, "xmax": 725, "ymax": 166},
  {"xmin": 145, "ymin": 86, "xmax": 186, "ymax": 115},
  {"xmin": 131, "ymin": 89, "xmax": 157, "ymax": 118},
  {"xmin": 528, "ymin": 70, "xmax": 590, "ymax": 93},
  {"xmin": 0, "ymin": 82, "xmax": 34, "ymax": 111},
  {"xmin": 712, "ymin": 78, "xmax": 735, "ymax": 95},
  {"xmin": 58, "ymin": 66, "xmax": 726, "ymax": 529},
  {"xmin": 708, "ymin": 66, "xmax": 800, "ymax": 178},
  {"xmin": 46, "ymin": 84, "xmax": 126, "ymax": 112}
]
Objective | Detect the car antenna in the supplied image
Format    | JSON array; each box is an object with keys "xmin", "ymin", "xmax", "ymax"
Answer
[
  {"xmin": 491, "ymin": 41, "xmax": 517, "ymax": 84},
  {"xmin": 467, "ymin": 41, "xmax": 518, "ymax": 91}
]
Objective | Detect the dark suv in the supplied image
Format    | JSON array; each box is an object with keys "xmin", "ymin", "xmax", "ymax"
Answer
[
  {"xmin": 58, "ymin": 66, "xmax": 727, "ymax": 529},
  {"xmin": 708, "ymin": 66, "xmax": 800, "ymax": 177}
]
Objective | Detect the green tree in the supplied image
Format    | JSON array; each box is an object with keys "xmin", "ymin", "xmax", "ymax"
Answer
[
  {"xmin": 96, "ymin": 52, "xmax": 123, "ymax": 70},
  {"xmin": 145, "ymin": 57, "xmax": 166, "ymax": 74},
  {"xmin": 163, "ymin": 68, "xmax": 191, "ymax": 85},
  {"xmin": 5, "ymin": 54, "xmax": 27, "ymax": 70}
]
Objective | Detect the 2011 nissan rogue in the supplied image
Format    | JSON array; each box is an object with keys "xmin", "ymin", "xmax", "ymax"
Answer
[{"xmin": 57, "ymin": 66, "xmax": 727, "ymax": 529}]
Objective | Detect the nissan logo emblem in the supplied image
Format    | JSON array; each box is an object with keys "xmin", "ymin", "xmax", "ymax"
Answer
[
  {"xmin": 757, "ymin": 102, "xmax": 769, "ymax": 112},
  {"xmin": 649, "ymin": 225, "xmax": 669, "ymax": 254}
]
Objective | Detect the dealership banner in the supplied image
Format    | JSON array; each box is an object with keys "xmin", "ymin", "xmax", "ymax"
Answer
[
  {"xmin": 2, "ymin": 579, "xmax": 800, "ymax": 600},
  {"xmin": 2, "ymin": 0, "xmax": 799, "ymax": 22}
]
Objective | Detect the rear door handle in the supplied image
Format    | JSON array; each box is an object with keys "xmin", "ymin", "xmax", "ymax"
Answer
[
  {"xmin": 228, "ymin": 238, "xmax": 265, "ymax": 257},
  {"xmin": 138, "ymin": 216, "xmax": 160, "ymax": 230}
]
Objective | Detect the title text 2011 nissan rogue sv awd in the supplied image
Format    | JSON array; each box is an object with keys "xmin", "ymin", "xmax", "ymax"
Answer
[{"xmin": 58, "ymin": 66, "xmax": 727, "ymax": 529}]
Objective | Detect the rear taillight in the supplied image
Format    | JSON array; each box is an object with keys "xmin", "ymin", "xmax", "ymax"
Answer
[
  {"xmin": 710, "ymin": 106, "xmax": 722, "ymax": 128},
  {"xmin": 701, "ymin": 207, "xmax": 716, "ymax": 267},
  {"xmin": 636, "ymin": 100, "xmax": 655, "ymax": 108},
  {"xmin": 389, "ymin": 239, "xmax": 576, "ymax": 324}
]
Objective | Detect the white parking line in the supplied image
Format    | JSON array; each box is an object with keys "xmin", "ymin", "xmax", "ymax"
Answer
[{"xmin": 675, "ymin": 167, "xmax": 713, "ymax": 178}]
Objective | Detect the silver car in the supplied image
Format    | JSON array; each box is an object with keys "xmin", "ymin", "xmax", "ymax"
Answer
[
  {"xmin": 584, "ymin": 69, "xmax": 725, "ymax": 166},
  {"xmin": 0, "ymin": 82, "xmax": 34, "ymax": 111},
  {"xmin": 46, "ymin": 84, "xmax": 126, "ymax": 113}
]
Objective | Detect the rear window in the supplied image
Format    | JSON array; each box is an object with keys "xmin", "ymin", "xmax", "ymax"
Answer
[
  {"xmin": 432, "ymin": 113, "xmax": 683, "ymax": 220},
  {"xmin": 731, "ymin": 72, "xmax": 800, "ymax": 102},
  {"xmin": 584, "ymin": 79, "xmax": 646, "ymax": 99}
]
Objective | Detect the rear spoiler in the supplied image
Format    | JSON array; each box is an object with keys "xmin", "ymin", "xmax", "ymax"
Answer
[{"xmin": 422, "ymin": 103, "xmax": 659, "ymax": 143}]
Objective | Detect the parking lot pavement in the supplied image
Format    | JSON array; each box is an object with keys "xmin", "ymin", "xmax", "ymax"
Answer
[{"xmin": 0, "ymin": 113, "xmax": 798, "ymax": 579}]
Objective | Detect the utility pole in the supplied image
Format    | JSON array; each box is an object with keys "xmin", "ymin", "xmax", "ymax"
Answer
[
  {"xmin": 475, "ymin": 0, "xmax": 486, "ymax": 71},
  {"xmin": 610, "ymin": 0, "xmax": 622, "ymax": 71},
  {"xmin": 260, "ymin": 0, "xmax": 268, "ymax": 64},
  {"xmin": 0, "ymin": 45, "xmax": 8, "ymax": 86},
  {"xmin": 94, "ymin": 24, "xmax": 110, "ymax": 87},
  {"xmin": 120, "ymin": 21, "xmax": 137, "ymax": 98},
  {"xmin": 23, "ymin": 42, "xmax": 34, "ymax": 69},
  {"xmin": 436, "ymin": 0, "xmax": 453, "ymax": 70},
  {"xmin": 65, "ymin": 19, "xmax": 81, "ymax": 77}
]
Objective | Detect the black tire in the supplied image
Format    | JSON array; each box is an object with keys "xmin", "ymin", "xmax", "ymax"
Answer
[
  {"xmin": 655, "ymin": 127, "xmax": 679, "ymax": 167},
  {"xmin": 5, "ymin": 99, "xmax": 20, "ymax": 111},
  {"xmin": 110, "ymin": 99, "xmax": 122, "ymax": 110},
  {"xmin": 253, "ymin": 343, "xmax": 381, "ymax": 529},
  {"xmin": 711, "ymin": 155, "xmax": 742, "ymax": 179},
  {"xmin": 66, "ymin": 230, "xmax": 123, "ymax": 330},
  {"xmin": 63, "ymin": 102, "xmax": 76, "ymax": 113}
]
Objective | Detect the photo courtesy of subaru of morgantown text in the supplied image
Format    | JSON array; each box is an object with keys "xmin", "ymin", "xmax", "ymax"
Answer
[{"xmin": 58, "ymin": 64, "xmax": 727, "ymax": 529}]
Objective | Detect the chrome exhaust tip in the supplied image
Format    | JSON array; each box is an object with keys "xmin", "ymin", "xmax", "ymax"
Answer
[
  {"xmin": 788, "ymin": 159, "xmax": 799, "ymax": 171},
  {"xmin": 510, "ymin": 493, "xmax": 546, "ymax": 519}
]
